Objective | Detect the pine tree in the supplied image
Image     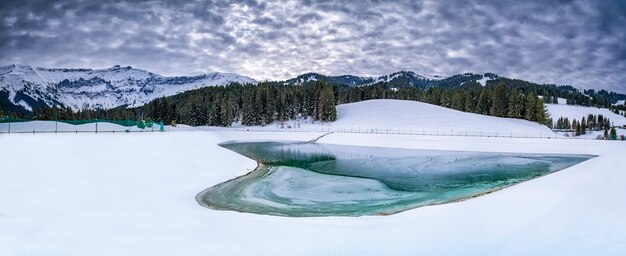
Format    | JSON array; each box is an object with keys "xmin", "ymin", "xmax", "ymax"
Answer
[
  {"xmin": 536, "ymin": 98, "xmax": 551, "ymax": 127},
  {"xmin": 451, "ymin": 91, "xmax": 464, "ymax": 111},
  {"xmin": 507, "ymin": 89, "xmax": 523, "ymax": 118},
  {"xmin": 476, "ymin": 89, "xmax": 491, "ymax": 115},
  {"xmin": 221, "ymin": 98, "xmax": 234, "ymax": 127},
  {"xmin": 524, "ymin": 92, "xmax": 537, "ymax": 121},
  {"xmin": 581, "ymin": 116, "xmax": 587, "ymax": 134},
  {"xmin": 490, "ymin": 84, "xmax": 508, "ymax": 117},
  {"xmin": 463, "ymin": 91, "xmax": 475, "ymax": 113},
  {"xmin": 254, "ymin": 87, "xmax": 265, "ymax": 125},
  {"xmin": 317, "ymin": 85, "xmax": 336, "ymax": 122},
  {"xmin": 604, "ymin": 128, "xmax": 609, "ymax": 140},
  {"xmin": 241, "ymin": 87, "xmax": 256, "ymax": 126}
]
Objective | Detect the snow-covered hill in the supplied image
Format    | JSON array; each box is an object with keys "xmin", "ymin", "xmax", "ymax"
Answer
[
  {"xmin": 331, "ymin": 99, "xmax": 554, "ymax": 134},
  {"xmin": 0, "ymin": 64, "xmax": 256, "ymax": 111}
]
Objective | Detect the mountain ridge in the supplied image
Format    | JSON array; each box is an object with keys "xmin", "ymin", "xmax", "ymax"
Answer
[
  {"xmin": 2, "ymin": 64, "xmax": 625, "ymax": 115},
  {"xmin": 0, "ymin": 64, "xmax": 256, "ymax": 113}
]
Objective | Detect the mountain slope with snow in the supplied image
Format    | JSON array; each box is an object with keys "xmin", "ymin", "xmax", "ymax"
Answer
[
  {"xmin": 0, "ymin": 64, "xmax": 256, "ymax": 112},
  {"xmin": 284, "ymin": 71, "xmax": 445, "ymax": 87},
  {"xmin": 283, "ymin": 71, "xmax": 499, "ymax": 90}
]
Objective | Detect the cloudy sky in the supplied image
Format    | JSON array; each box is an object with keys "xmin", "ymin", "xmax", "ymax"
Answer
[{"xmin": 1, "ymin": 0, "xmax": 625, "ymax": 92}]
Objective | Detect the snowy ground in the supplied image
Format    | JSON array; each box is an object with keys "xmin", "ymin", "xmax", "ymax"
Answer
[
  {"xmin": 1, "ymin": 99, "xmax": 625, "ymax": 255},
  {"xmin": 1, "ymin": 131, "xmax": 625, "ymax": 256}
]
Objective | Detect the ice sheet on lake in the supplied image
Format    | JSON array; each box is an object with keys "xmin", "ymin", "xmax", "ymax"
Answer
[{"xmin": 197, "ymin": 142, "xmax": 594, "ymax": 217}]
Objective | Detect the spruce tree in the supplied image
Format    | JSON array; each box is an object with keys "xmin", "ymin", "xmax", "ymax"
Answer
[
  {"xmin": 476, "ymin": 89, "xmax": 491, "ymax": 115},
  {"xmin": 507, "ymin": 89, "xmax": 523, "ymax": 118},
  {"xmin": 536, "ymin": 98, "xmax": 551, "ymax": 127},
  {"xmin": 463, "ymin": 91, "xmax": 475, "ymax": 113},
  {"xmin": 451, "ymin": 91, "xmax": 464, "ymax": 111},
  {"xmin": 491, "ymin": 84, "xmax": 508, "ymax": 117},
  {"xmin": 317, "ymin": 85, "xmax": 336, "ymax": 122},
  {"xmin": 241, "ymin": 87, "xmax": 256, "ymax": 126},
  {"xmin": 254, "ymin": 87, "xmax": 265, "ymax": 125},
  {"xmin": 581, "ymin": 116, "xmax": 587, "ymax": 134},
  {"xmin": 524, "ymin": 92, "xmax": 537, "ymax": 121}
]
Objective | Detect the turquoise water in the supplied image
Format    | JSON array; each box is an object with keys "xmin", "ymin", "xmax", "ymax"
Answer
[{"xmin": 197, "ymin": 141, "xmax": 594, "ymax": 217}]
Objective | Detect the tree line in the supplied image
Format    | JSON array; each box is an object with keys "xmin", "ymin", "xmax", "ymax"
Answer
[
  {"xmin": 336, "ymin": 83, "xmax": 552, "ymax": 126},
  {"xmin": 19, "ymin": 82, "xmax": 338, "ymax": 127},
  {"xmin": 15, "ymin": 79, "xmax": 626, "ymax": 132},
  {"xmin": 9, "ymin": 81, "xmax": 556, "ymax": 128},
  {"xmin": 553, "ymin": 114, "xmax": 614, "ymax": 136}
]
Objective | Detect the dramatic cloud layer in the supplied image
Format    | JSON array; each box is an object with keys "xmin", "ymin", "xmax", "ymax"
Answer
[{"xmin": 1, "ymin": 0, "xmax": 625, "ymax": 92}]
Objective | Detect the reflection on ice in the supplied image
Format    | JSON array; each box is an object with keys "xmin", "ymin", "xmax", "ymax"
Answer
[{"xmin": 197, "ymin": 141, "xmax": 594, "ymax": 217}]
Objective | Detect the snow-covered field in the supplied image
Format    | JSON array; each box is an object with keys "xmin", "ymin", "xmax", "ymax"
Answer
[
  {"xmin": 1, "ymin": 99, "xmax": 625, "ymax": 255},
  {"xmin": 1, "ymin": 132, "xmax": 625, "ymax": 255}
]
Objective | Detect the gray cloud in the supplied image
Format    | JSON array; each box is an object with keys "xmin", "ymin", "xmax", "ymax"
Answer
[{"xmin": 1, "ymin": 0, "xmax": 625, "ymax": 92}]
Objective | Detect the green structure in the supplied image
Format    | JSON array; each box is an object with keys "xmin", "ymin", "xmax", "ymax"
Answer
[{"xmin": 0, "ymin": 118, "xmax": 164, "ymax": 133}]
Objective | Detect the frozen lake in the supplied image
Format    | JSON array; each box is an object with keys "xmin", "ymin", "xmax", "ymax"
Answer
[{"xmin": 197, "ymin": 141, "xmax": 594, "ymax": 217}]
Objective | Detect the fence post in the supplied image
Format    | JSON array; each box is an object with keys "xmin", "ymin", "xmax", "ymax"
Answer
[{"xmin": 8, "ymin": 121, "xmax": 10, "ymax": 134}]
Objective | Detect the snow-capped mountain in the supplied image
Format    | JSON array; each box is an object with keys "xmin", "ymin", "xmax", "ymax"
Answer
[
  {"xmin": 283, "ymin": 71, "xmax": 497, "ymax": 89},
  {"xmin": 0, "ymin": 64, "xmax": 256, "ymax": 112},
  {"xmin": 284, "ymin": 71, "xmax": 445, "ymax": 87}
]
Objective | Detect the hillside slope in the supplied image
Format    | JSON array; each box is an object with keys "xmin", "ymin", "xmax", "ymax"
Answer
[{"xmin": 329, "ymin": 99, "xmax": 554, "ymax": 135}]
